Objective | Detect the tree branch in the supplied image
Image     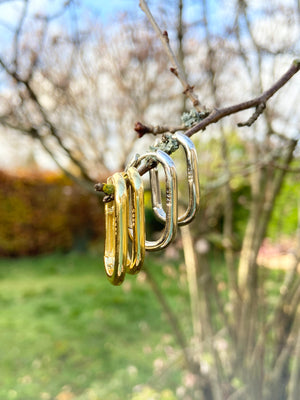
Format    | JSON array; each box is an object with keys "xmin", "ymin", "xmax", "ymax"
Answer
[
  {"xmin": 184, "ymin": 59, "xmax": 300, "ymax": 137},
  {"xmin": 134, "ymin": 121, "xmax": 187, "ymax": 137},
  {"xmin": 98, "ymin": 60, "xmax": 299, "ymax": 199},
  {"xmin": 0, "ymin": 57, "xmax": 93, "ymax": 183},
  {"xmin": 139, "ymin": 0, "xmax": 203, "ymax": 111},
  {"xmin": 12, "ymin": 0, "xmax": 29, "ymax": 72},
  {"xmin": 132, "ymin": 60, "xmax": 299, "ymax": 140}
]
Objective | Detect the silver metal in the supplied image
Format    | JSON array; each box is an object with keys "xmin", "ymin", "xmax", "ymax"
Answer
[
  {"xmin": 150, "ymin": 132, "xmax": 200, "ymax": 226},
  {"xmin": 129, "ymin": 149, "xmax": 178, "ymax": 251}
]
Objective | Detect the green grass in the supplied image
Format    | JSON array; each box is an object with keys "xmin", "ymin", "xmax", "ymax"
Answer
[{"xmin": 0, "ymin": 251, "xmax": 191, "ymax": 400}]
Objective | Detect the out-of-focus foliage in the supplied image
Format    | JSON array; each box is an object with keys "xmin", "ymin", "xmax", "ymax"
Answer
[
  {"xmin": 189, "ymin": 132, "xmax": 250, "ymax": 245},
  {"xmin": 0, "ymin": 170, "xmax": 104, "ymax": 256},
  {"xmin": 268, "ymin": 165, "xmax": 300, "ymax": 240},
  {"xmin": 130, "ymin": 386, "xmax": 177, "ymax": 400}
]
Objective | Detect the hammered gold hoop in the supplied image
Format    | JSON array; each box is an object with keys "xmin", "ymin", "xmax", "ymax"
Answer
[
  {"xmin": 104, "ymin": 173, "xmax": 128, "ymax": 285},
  {"xmin": 126, "ymin": 167, "xmax": 145, "ymax": 274}
]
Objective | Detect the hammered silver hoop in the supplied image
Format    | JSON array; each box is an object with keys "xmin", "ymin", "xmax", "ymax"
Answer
[
  {"xmin": 150, "ymin": 133, "xmax": 200, "ymax": 226},
  {"xmin": 128, "ymin": 149, "xmax": 178, "ymax": 251}
]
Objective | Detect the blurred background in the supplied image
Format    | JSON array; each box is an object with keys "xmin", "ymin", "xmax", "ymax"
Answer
[{"xmin": 0, "ymin": 1, "xmax": 299, "ymax": 399}]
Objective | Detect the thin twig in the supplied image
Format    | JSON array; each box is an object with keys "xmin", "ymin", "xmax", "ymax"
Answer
[
  {"xmin": 184, "ymin": 60, "xmax": 300, "ymax": 137},
  {"xmin": 134, "ymin": 121, "xmax": 186, "ymax": 137},
  {"xmin": 237, "ymin": 102, "xmax": 266, "ymax": 127},
  {"xmin": 267, "ymin": 310, "xmax": 299, "ymax": 395},
  {"xmin": 269, "ymin": 162, "xmax": 300, "ymax": 173},
  {"xmin": 139, "ymin": 0, "xmax": 203, "ymax": 111},
  {"xmin": 12, "ymin": 0, "xmax": 28, "ymax": 71},
  {"xmin": 0, "ymin": 56, "xmax": 93, "ymax": 183},
  {"xmin": 133, "ymin": 60, "xmax": 299, "ymax": 140},
  {"xmin": 288, "ymin": 326, "xmax": 300, "ymax": 400}
]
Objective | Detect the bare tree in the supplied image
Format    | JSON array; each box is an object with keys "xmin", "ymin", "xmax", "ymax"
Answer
[
  {"xmin": 0, "ymin": 0, "xmax": 180, "ymax": 190},
  {"xmin": 114, "ymin": 1, "xmax": 299, "ymax": 399},
  {"xmin": 1, "ymin": 1, "xmax": 300, "ymax": 399}
]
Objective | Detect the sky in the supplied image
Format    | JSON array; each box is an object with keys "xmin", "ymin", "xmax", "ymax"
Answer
[
  {"xmin": 0, "ymin": 0, "xmax": 136, "ymax": 41},
  {"xmin": 0, "ymin": 0, "xmax": 219, "ymax": 34},
  {"xmin": 83, "ymin": 0, "xmax": 137, "ymax": 19}
]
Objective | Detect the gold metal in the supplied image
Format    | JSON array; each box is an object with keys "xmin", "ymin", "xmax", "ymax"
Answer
[
  {"xmin": 128, "ymin": 149, "xmax": 178, "ymax": 251},
  {"xmin": 150, "ymin": 132, "xmax": 200, "ymax": 225},
  {"xmin": 126, "ymin": 167, "xmax": 145, "ymax": 274},
  {"xmin": 104, "ymin": 173, "xmax": 128, "ymax": 285}
]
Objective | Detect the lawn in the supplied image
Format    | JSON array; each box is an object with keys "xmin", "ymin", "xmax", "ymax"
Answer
[{"xmin": 0, "ymin": 251, "xmax": 192, "ymax": 400}]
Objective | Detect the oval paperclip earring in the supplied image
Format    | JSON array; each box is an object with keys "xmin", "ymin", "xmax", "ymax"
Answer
[
  {"xmin": 129, "ymin": 149, "xmax": 178, "ymax": 251},
  {"xmin": 125, "ymin": 167, "xmax": 145, "ymax": 274},
  {"xmin": 104, "ymin": 173, "xmax": 128, "ymax": 285},
  {"xmin": 150, "ymin": 132, "xmax": 200, "ymax": 225}
]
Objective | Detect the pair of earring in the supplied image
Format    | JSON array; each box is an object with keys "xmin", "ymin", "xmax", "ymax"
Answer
[{"xmin": 104, "ymin": 132, "xmax": 200, "ymax": 285}]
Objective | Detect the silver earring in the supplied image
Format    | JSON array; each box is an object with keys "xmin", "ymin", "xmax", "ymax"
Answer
[
  {"xmin": 128, "ymin": 149, "xmax": 178, "ymax": 251},
  {"xmin": 150, "ymin": 132, "xmax": 200, "ymax": 225}
]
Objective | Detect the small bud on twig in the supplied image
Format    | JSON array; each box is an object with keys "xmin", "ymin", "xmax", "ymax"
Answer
[
  {"xmin": 94, "ymin": 183, "xmax": 104, "ymax": 192},
  {"xmin": 134, "ymin": 121, "xmax": 152, "ymax": 138},
  {"xmin": 170, "ymin": 67, "xmax": 178, "ymax": 77},
  {"xmin": 163, "ymin": 30, "xmax": 169, "ymax": 43},
  {"xmin": 183, "ymin": 84, "xmax": 195, "ymax": 95},
  {"xmin": 94, "ymin": 182, "xmax": 115, "ymax": 196}
]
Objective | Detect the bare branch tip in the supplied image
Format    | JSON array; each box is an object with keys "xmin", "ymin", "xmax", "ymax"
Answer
[
  {"xmin": 94, "ymin": 183, "xmax": 104, "ymax": 192},
  {"xmin": 170, "ymin": 67, "xmax": 178, "ymax": 77},
  {"xmin": 162, "ymin": 30, "xmax": 169, "ymax": 44},
  {"xmin": 237, "ymin": 102, "xmax": 266, "ymax": 127},
  {"xmin": 95, "ymin": 183, "xmax": 114, "ymax": 197},
  {"xmin": 134, "ymin": 121, "xmax": 151, "ymax": 138},
  {"xmin": 293, "ymin": 58, "xmax": 300, "ymax": 68}
]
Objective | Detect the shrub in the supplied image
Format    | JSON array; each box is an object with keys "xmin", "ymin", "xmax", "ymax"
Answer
[{"xmin": 0, "ymin": 170, "xmax": 105, "ymax": 256}]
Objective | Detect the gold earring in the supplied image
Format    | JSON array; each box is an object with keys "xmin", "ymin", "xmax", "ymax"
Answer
[
  {"xmin": 104, "ymin": 173, "xmax": 128, "ymax": 285},
  {"xmin": 128, "ymin": 149, "xmax": 178, "ymax": 251},
  {"xmin": 150, "ymin": 132, "xmax": 200, "ymax": 225},
  {"xmin": 125, "ymin": 167, "xmax": 145, "ymax": 274}
]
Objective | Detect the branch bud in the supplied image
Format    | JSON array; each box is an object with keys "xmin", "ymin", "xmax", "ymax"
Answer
[{"xmin": 134, "ymin": 121, "xmax": 151, "ymax": 138}]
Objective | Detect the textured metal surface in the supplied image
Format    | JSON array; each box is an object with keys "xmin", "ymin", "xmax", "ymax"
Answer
[
  {"xmin": 126, "ymin": 167, "xmax": 145, "ymax": 274},
  {"xmin": 150, "ymin": 132, "xmax": 200, "ymax": 225},
  {"xmin": 129, "ymin": 149, "xmax": 178, "ymax": 251},
  {"xmin": 104, "ymin": 173, "xmax": 128, "ymax": 285}
]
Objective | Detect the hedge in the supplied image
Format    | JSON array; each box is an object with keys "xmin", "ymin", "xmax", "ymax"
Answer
[{"xmin": 0, "ymin": 170, "xmax": 105, "ymax": 256}]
